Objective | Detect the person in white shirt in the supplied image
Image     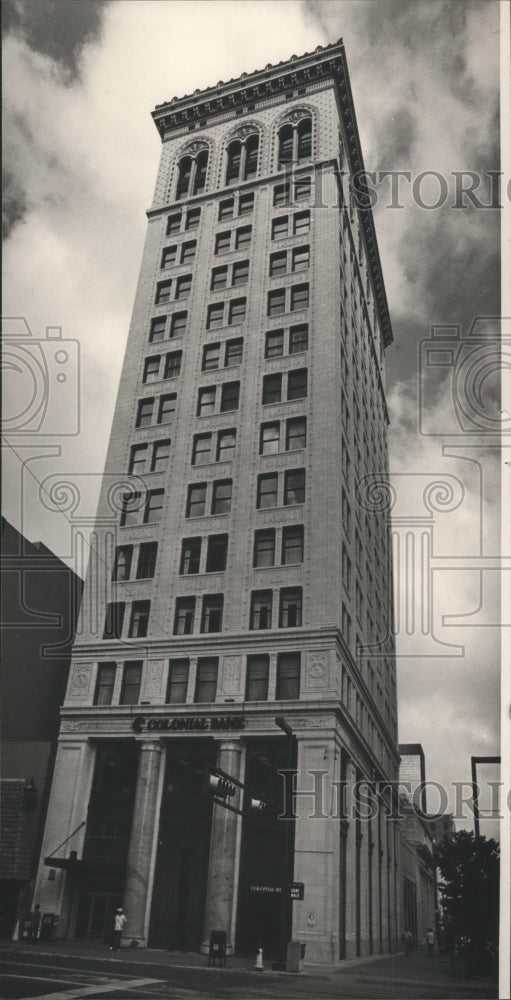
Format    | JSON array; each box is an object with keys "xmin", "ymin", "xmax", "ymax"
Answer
[
  {"xmin": 110, "ymin": 907, "xmax": 127, "ymax": 951},
  {"xmin": 426, "ymin": 927, "xmax": 435, "ymax": 957}
]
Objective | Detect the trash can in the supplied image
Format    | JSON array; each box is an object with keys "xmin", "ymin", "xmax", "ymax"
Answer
[
  {"xmin": 40, "ymin": 914, "xmax": 58, "ymax": 942},
  {"xmin": 208, "ymin": 929, "xmax": 227, "ymax": 967},
  {"xmin": 286, "ymin": 939, "xmax": 306, "ymax": 973}
]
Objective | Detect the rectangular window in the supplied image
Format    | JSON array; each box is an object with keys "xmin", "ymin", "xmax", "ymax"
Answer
[
  {"xmin": 215, "ymin": 232, "xmax": 231, "ymax": 255},
  {"xmin": 250, "ymin": 590, "xmax": 272, "ymax": 630},
  {"xmin": 235, "ymin": 225, "xmax": 252, "ymax": 249},
  {"xmin": 166, "ymin": 659, "xmax": 189, "ymax": 704},
  {"xmin": 198, "ymin": 387, "xmax": 216, "ymax": 416},
  {"xmin": 120, "ymin": 661, "xmax": 142, "ymax": 705},
  {"xmin": 129, "ymin": 600, "xmax": 150, "ymax": 638},
  {"xmin": 279, "ymin": 587, "xmax": 302, "ymax": 627},
  {"xmin": 175, "ymin": 274, "xmax": 192, "ymax": 300},
  {"xmin": 293, "ymin": 210, "xmax": 310, "ymax": 235},
  {"xmin": 161, "ymin": 246, "xmax": 177, "ymax": 269},
  {"xmin": 94, "ymin": 662, "xmax": 116, "ymax": 706},
  {"xmin": 192, "ymin": 434, "xmax": 212, "ymax": 466},
  {"xmin": 137, "ymin": 541, "xmax": 158, "ymax": 579},
  {"xmin": 170, "ymin": 311, "xmax": 187, "ymax": 338},
  {"xmin": 269, "ymin": 251, "xmax": 287, "ymax": 277},
  {"xmin": 272, "ymin": 216, "xmax": 288, "ymax": 240},
  {"xmin": 136, "ymin": 397, "xmax": 154, "ymax": 427},
  {"xmin": 342, "ymin": 488, "xmax": 351, "ymax": 532},
  {"xmin": 112, "ymin": 544, "xmax": 133, "ymax": 581},
  {"xmin": 232, "ymin": 260, "xmax": 249, "ymax": 286},
  {"xmin": 220, "ymin": 381, "xmax": 240, "ymax": 412},
  {"xmin": 294, "ymin": 177, "xmax": 311, "ymax": 202},
  {"xmin": 143, "ymin": 356, "xmax": 160, "ymax": 383},
  {"xmin": 129, "ymin": 444, "xmax": 147, "ymax": 474},
  {"xmin": 262, "ymin": 373, "xmax": 282, "ymax": 405},
  {"xmin": 228, "ymin": 298, "xmax": 246, "ymax": 324},
  {"xmin": 342, "ymin": 603, "xmax": 351, "ymax": 643},
  {"xmin": 289, "ymin": 324, "xmax": 308, "ymax": 354},
  {"xmin": 216, "ymin": 429, "xmax": 236, "ymax": 462},
  {"xmin": 201, "ymin": 594, "xmax": 223, "ymax": 633},
  {"xmin": 167, "ymin": 212, "xmax": 182, "ymax": 235},
  {"xmin": 268, "ymin": 289, "xmax": 286, "ymax": 316},
  {"xmin": 287, "ymin": 368, "xmax": 307, "ymax": 400},
  {"xmin": 180, "ymin": 537, "xmax": 201, "ymax": 574},
  {"xmin": 211, "ymin": 265, "xmax": 228, "ymax": 291},
  {"xmin": 274, "ymin": 183, "xmax": 290, "ymax": 207},
  {"xmin": 290, "ymin": 283, "xmax": 309, "ymax": 311},
  {"xmin": 144, "ymin": 489, "xmax": 164, "ymax": 523},
  {"xmin": 185, "ymin": 207, "xmax": 201, "ymax": 230},
  {"xmin": 181, "ymin": 240, "xmax": 196, "ymax": 263},
  {"xmin": 225, "ymin": 338, "xmax": 243, "ymax": 367},
  {"xmin": 150, "ymin": 317, "xmax": 166, "ymax": 342},
  {"xmin": 155, "ymin": 280, "xmax": 172, "ymax": 304},
  {"xmin": 151, "ymin": 438, "xmax": 170, "ymax": 472},
  {"xmin": 260, "ymin": 422, "xmax": 280, "ymax": 455},
  {"xmin": 103, "ymin": 601, "xmax": 125, "ymax": 640},
  {"xmin": 195, "ymin": 657, "xmax": 218, "ymax": 702},
  {"xmin": 206, "ymin": 534, "xmax": 228, "ymax": 572},
  {"xmin": 164, "ymin": 351, "xmax": 182, "ymax": 379},
  {"xmin": 211, "ymin": 479, "xmax": 232, "ymax": 514},
  {"xmin": 207, "ymin": 302, "xmax": 224, "ymax": 329},
  {"xmin": 174, "ymin": 596, "xmax": 195, "ymax": 635},
  {"xmin": 120, "ymin": 490, "xmax": 142, "ymax": 527},
  {"xmin": 253, "ymin": 528, "xmax": 275, "ymax": 568},
  {"xmin": 202, "ymin": 343, "xmax": 221, "ymax": 371},
  {"xmin": 292, "ymin": 246, "xmax": 309, "ymax": 272},
  {"xmin": 284, "ymin": 468, "xmax": 305, "ymax": 505},
  {"xmin": 158, "ymin": 393, "xmax": 177, "ymax": 423},
  {"xmin": 265, "ymin": 330, "xmax": 284, "ymax": 358},
  {"xmin": 238, "ymin": 192, "xmax": 254, "ymax": 215},
  {"xmin": 276, "ymin": 652, "xmax": 300, "ymax": 699},
  {"xmin": 282, "ymin": 525, "xmax": 304, "ymax": 564},
  {"xmin": 246, "ymin": 655, "xmax": 269, "ymax": 701},
  {"xmin": 257, "ymin": 472, "xmax": 278, "ymax": 509},
  {"xmin": 103, "ymin": 601, "xmax": 126, "ymax": 639},
  {"xmin": 219, "ymin": 198, "xmax": 234, "ymax": 221},
  {"xmin": 286, "ymin": 417, "xmax": 306, "ymax": 451},
  {"xmin": 186, "ymin": 482, "xmax": 207, "ymax": 517}
]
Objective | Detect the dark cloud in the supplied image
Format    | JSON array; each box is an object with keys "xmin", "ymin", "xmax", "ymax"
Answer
[
  {"xmin": 2, "ymin": 0, "xmax": 111, "ymax": 79},
  {"xmin": 2, "ymin": 168, "xmax": 28, "ymax": 239}
]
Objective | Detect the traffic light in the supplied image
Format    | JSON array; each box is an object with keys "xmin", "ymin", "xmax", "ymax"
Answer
[
  {"xmin": 208, "ymin": 772, "xmax": 236, "ymax": 799},
  {"xmin": 248, "ymin": 795, "xmax": 272, "ymax": 814}
]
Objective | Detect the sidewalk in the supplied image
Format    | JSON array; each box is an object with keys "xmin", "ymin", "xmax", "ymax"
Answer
[{"xmin": 0, "ymin": 937, "xmax": 498, "ymax": 995}]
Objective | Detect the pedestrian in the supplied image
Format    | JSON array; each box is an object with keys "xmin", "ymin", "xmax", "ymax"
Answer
[
  {"xmin": 29, "ymin": 904, "xmax": 41, "ymax": 943},
  {"xmin": 402, "ymin": 928, "xmax": 413, "ymax": 955},
  {"xmin": 426, "ymin": 927, "xmax": 435, "ymax": 957},
  {"xmin": 110, "ymin": 907, "xmax": 126, "ymax": 951}
]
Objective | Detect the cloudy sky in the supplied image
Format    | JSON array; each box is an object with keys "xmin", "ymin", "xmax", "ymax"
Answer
[{"xmin": 2, "ymin": 0, "xmax": 503, "ymax": 835}]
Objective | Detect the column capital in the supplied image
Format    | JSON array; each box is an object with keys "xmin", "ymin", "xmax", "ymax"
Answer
[{"xmin": 134, "ymin": 738, "xmax": 164, "ymax": 752}]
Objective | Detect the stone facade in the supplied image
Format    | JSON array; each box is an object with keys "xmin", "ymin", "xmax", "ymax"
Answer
[{"xmin": 35, "ymin": 39, "xmax": 399, "ymax": 964}]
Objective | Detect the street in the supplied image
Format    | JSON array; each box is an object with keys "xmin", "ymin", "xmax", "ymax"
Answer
[{"xmin": 0, "ymin": 944, "xmax": 498, "ymax": 1000}]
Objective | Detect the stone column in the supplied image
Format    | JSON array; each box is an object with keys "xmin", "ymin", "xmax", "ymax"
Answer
[
  {"xmin": 123, "ymin": 739, "xmax": 164, "ymax": 947},
  {"xmin": 201, "ymin": 740, "xmax": 242, "ymax": 954},
  {"xmin": 344, "ymin": 759, "xmax": 358, "ymax": 959}
]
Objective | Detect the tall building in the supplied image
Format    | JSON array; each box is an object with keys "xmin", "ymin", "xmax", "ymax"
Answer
[
  {"xmin": 35, "ymin": 39, "xmax": 399, "ymax": 964},
  {"xmin": 1, "ymin": 518, "xmax": 82, "ymax": 938}
]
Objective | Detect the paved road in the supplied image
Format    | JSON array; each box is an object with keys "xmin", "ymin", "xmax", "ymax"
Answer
[{"xmin": 0, "ymin": 947, "xmax": 498, "ymax": 1000}]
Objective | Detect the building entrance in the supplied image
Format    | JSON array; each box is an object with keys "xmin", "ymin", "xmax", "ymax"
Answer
[
  {"xmin": 236, "ymin": 738, "xmax": 296, "ymax": 958},
  {"xmin": 148, "ymin": 740, "xmax": 215, "ymax": 950},
  {"xmin": 75, "ymin": 892, "xmax": 121, "ymax": 942}
]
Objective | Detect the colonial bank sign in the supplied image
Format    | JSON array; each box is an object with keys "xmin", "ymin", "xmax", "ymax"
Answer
[{"xmin": 132, "ymin": 715, "xmax": 245, "ymax": 734}]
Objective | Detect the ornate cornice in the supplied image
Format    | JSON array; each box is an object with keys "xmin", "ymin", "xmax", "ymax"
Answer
[{"xmin": 151, "ymin": 39, "xmax": 393, "ymax": 347}]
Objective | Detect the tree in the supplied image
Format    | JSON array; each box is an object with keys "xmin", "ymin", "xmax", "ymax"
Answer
[{"xmin": 434, "ymin": 830, "xmax": 499, "ymax": 951}]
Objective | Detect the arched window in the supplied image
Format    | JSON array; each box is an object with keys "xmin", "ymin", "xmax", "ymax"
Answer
[
  {"xmin": 175, "ymin": 146, "xmax": 209, "ymax": 201},
  {"xmin": 225, "ymin": 130, "xmax": 259, "ymax": 185},
  {"xmin": 278, "ymin": 114, "xmax": 313, "ymax": 166}
]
